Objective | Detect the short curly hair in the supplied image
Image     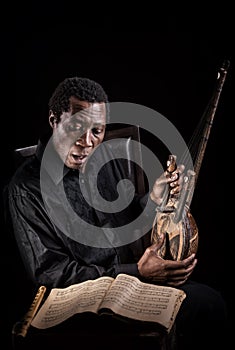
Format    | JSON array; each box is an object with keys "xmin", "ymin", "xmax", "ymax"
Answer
[{"xmin": 48, "ymin": 77, "xmax": 109, "ymax": 121}]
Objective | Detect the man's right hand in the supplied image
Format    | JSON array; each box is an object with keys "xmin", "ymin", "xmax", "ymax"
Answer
[{"xmin": 137, "ymin": 235, "xmax": 197, "ymax": 287}]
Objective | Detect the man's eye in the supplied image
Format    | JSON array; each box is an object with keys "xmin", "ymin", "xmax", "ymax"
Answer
[
  {"xmin": 92, "ymin": 128, "xmax": 103, "ymax": 135},
  {"xmin": 67, "ymin": 124, "xmax": 82, "ymax": 132}
]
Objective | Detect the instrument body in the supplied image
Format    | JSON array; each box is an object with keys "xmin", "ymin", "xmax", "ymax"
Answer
[{"xmin": 151, "ymin": 205, "xmax": 199, "ymax": 260}]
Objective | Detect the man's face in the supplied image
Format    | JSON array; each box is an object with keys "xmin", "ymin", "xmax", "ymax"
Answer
[{"xmin": 50, "ymin": 97, "xmax": 106, "ymax": 170}]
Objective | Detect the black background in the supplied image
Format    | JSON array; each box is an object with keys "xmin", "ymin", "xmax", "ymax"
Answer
[{"xmin": 1, "ymin": 7, "xmax": 234, "ymax": 348}]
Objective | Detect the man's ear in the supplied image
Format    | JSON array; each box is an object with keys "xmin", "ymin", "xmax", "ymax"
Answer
[{"xmin": 49, "ymin": 112, "xmax": 58, "ymax": 128}]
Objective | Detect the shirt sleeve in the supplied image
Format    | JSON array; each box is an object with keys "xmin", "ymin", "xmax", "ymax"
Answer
[
  {"xmin": 3, "ymin": 188, "xmax": 105, "ymax": 287},
  {"xmin": 113, "ymin": 263, "xmax": 140, "ymax": 277},
  {"xmin": 5, "ymin": 186, "xmax": 145, "ymax": 288}
]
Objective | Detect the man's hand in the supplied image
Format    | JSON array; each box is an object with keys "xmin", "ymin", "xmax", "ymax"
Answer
[
  {"xmin": 150, "ymin": 164, "xmax": 185, "ymax": 207},
  {"xmin": 137, "ymin": 235, "xmax": 197, "ymax": 287}
]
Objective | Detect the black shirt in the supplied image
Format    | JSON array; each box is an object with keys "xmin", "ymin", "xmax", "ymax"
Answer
[{"xmin": 4, "ymin": 135, "xmax": 157, "ymax": 288}]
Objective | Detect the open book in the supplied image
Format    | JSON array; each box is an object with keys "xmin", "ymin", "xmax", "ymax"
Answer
[{"xmin": 18, "ymin": 274, "xmax": 186, "ymax": 336}]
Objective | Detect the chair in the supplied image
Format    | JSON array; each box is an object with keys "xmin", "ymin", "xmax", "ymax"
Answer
[
  {"xmin": 13, "ymin": 144, "xmax": 37, "ymax": 168},
  {"xmin": 10, "ymin": 124, "xmax": 177, "ymax": 350}
]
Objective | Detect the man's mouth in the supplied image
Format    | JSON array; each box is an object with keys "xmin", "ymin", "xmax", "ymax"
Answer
[{"xmin": 71, "ymin": 153, "xmax": 87, "ymax": 165}]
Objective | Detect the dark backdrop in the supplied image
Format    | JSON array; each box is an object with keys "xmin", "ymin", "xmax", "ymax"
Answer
[{"xmin": 1, "ymin": 12, "xmax": 233, "ymax": 348}]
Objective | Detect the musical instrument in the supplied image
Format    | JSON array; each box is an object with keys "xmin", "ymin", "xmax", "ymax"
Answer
[
  {"xmin": 12, "ymin": 285, "xmax": 46, "ymax": 337},
  {"xmin": 151, "ymin": 59, "xmax": 230, "ymax": 260}
]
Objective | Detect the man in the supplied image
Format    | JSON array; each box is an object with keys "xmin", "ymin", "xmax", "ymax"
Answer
[{"xmin": 4, "ymin": 77, "xmax": 228, "ymax": 349}]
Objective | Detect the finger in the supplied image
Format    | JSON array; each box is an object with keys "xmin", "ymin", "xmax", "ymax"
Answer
[
  {"xmin": 170, "ymin": 184, "xmax": 181, "ymax": 194},
  {"xmin": 177, "ymin": 164, "xmax": 185, "ymax": 174},
  {"xmin": 167, "ymin": 278, "xmax": 188, "ymax": 287},
  {"xmin": 182, "ymin": 253, "xmax": 196, "ymax": 266},
  {"xmin": 164, "ymin": 256, "xmax": 194, "ymax": 270},
  {"xmin": 164, "ymin": 260, "xmax": 186, "ymax": 270},
  {"xmin": 169, "ymin": 264, "xmax": 195, "ymax": 279},
  {"xmin": 167, "ymin": 258, "xmax": 197, "ymax": 278}
]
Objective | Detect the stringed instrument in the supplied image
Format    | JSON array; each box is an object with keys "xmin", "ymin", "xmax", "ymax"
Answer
[{"xmin": 151, "ymin": 59, "xmax": 230, "ymax": 260}]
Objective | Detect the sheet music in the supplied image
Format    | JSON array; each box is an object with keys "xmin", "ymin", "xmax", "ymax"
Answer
[
  {"xmin": 100, "ymin": 274, "xmax": 186, "ymax": 330},
  {"xmin": 31, "ymin": 276, "xmax": 113, "ymax": 329}
]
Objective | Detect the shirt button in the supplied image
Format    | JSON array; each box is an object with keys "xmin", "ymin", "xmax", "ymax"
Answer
[{"xmin": 80, "ymin": 179, "xmax": 85, "ymax": 184}]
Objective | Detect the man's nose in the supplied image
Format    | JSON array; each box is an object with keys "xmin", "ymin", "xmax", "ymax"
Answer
[{"xmin": 75, "ymin": 130, "xmax": 93, "ymax": 147}]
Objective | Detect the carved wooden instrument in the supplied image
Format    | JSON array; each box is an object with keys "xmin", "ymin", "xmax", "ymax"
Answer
[{"xmin": 151, "ymin": 59, "xmax": 230, "ymax": 260}]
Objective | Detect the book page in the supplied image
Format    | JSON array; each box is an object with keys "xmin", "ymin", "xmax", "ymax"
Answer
[
  {"xmin": 99, "ymin": 274, "xmax": 186, "ymax": 332},
  {"xmin": 31, "ymin": 276, "xmax": 113, "ymax": 329}
]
